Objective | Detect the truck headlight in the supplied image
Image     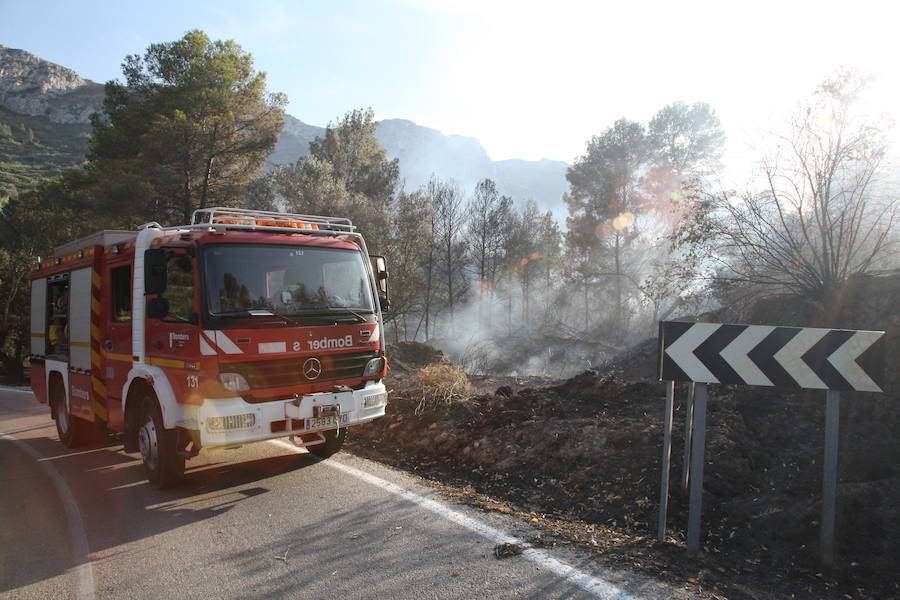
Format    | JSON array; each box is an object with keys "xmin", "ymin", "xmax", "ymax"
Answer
[
  {"xmin": 219, "ymin": 372, "xmax": 251, "ymax": 392},
  {"xmin": 362, "ymin": 357, "xmax": 385, "ymax": 377}
]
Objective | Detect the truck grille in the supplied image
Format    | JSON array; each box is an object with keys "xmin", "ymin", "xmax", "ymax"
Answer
[{"xmin": 220, "ymin": 351, "xmax": 378, "ymax": 389}]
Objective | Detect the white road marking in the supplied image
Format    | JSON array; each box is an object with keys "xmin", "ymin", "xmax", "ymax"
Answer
[
  {"xmin": 1, "ymin": 432, "xmax": 96, "ymax": 600},
  {"xmin": 272, "ymin": 439, "xmax": 637, "ymax": 599},
  {"xmin": 0, "ymin": 387, "xmax": 37, "ymax": 395}
]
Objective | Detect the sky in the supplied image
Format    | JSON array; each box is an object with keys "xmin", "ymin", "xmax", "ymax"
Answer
[{"xmin": 2, "ymin": 0, "xmax": 899, "ymax": 172}]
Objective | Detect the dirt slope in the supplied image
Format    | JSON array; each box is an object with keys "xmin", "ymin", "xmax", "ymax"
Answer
[{"xmin": 348, "ymin": 342, "xmax": 900, "ymax": 600}]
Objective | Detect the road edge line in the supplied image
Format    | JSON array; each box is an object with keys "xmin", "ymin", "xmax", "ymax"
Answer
[
  {"xmin": 272, "ymin": 440, "xmax": 636, "ymax": 599},
  {"xmin": 2, "ymin": 432, "xmax": 96, "ymax": 600}
]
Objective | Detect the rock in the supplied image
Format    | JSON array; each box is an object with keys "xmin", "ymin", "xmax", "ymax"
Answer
[{"xmin": 0, "ymin": 45, "xmax": 104, "ymax": 124}]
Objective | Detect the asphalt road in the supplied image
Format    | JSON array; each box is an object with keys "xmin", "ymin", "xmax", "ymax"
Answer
[{"xmin": 0, "ymin": 387, "xmax": 698, "ymax": 600}]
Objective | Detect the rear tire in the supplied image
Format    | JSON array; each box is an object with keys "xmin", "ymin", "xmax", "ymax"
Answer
[
  {"xmin": 138, "ymin": 395, "xmax": 185, "ymax": 489},
  {"xmin": 52, "ymin": 380, "xmax": 88, "ymax": 448},
  {"xmin": 308, "ymin": 427, "xmax": 346, "ymax": 458}
]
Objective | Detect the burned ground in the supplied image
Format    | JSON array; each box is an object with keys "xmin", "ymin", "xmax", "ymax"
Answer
[{"xmin": 347, "ymin": 341, "xmax": 900, "ymax": 600}]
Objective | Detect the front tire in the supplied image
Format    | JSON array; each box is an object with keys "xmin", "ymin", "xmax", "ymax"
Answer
[
  {"xmin": 308, "ymin": 427, "xmax": 346, "ymax": 458},
  {"xmin": 138, "ymin": 395, "xmax": 185, "ymax": 489}
]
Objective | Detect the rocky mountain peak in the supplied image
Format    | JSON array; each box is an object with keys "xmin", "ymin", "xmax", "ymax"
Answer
[{"xmin": 0, "ymin": 45, "xmax": 103, "ymax": 124}]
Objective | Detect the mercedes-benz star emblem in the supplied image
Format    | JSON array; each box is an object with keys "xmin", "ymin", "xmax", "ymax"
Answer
[{"xmin": 303, "ymin": 357, "xmax": 323, "ymax": 380}]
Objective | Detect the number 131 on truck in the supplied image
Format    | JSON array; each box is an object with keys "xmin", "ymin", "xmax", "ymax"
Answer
[{"xmin": 29, "ymin": 208, "xmax": 391, "ymax": 488}]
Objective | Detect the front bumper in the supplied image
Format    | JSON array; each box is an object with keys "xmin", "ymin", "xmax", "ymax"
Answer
[{"xmin": 192, "ymin": 381, "xmax": 388, "ymax": 448}]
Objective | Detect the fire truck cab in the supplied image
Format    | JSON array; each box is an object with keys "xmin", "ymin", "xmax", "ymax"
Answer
[{"xmin": 29, "ymin": 208, "xmax": 390, "ymax": 488}]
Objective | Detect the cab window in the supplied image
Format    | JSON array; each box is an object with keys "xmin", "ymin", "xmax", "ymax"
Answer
[
  {"xmin": 166, "ymin": 253, "xmax": 194, "ymax": 321},
  {"xmin": 111, "ymin": 265, "xmax": 131, "ymax": 321}
]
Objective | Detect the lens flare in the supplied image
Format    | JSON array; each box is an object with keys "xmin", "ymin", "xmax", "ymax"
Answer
[
  {"xmin": 816, "ymin": 112, "xmax": 834, "ymax": 130},
  {"xmin": 612, "ymin": 212, "xmax": 635, "ymax": 231}
]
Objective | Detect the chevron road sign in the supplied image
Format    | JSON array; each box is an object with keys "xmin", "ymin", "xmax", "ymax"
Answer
[
  {"xmin": 658, "ymin": 322, "xmax": 885, "ymax": 393},
  {"xmin": 655, "ymin": 320, "xmax": 887, "ymax": 564}
]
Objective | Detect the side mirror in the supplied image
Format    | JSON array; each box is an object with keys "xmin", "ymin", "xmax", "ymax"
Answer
[
  {"xmin": 369, "ymin": 255, "xmax": 389, "ymax": 310},
  {"xmin": 370, "ymin": 255, "xmax": 389, "ymax": 293},
  {"xmin": 147, "ymin": 297, "xmax": 169, "ymax": 319},
  {"xmin": 145, "ymin": 249, "xmax": 167, "ymax": 295}
]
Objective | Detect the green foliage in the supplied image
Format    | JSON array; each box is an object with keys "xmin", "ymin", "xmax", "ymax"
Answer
[
  {"xmin": 309, "ymin": 107, "xmax": 400, "ymax": 208},
  {"xmin": 648, "ymin": 101, "xmax": 725, "ymax": 176},
  {"xmin": 86, "ymin": 29, "xmax": 286, "ymax": 226},
  {"xmin": 268, "ymin": 107, "xmax": 399, "ymax": 253},
  {"xmin": 0, "ymin": 106, "xmax": 91, "ymax": 190},
  {"xmin": 562, "ymin": 103, "xmax": 728, "ymax": 337},
  {"xmin": 566, "ymin": 119, "xmax": 646, "ymax": 254},
  {"xmin": 386, "ymin": 188, "xmax": 433, "ymax": 337},
  {"xmin": 0, "ymin": 174, "xmax": 94, "ymax": 380},
  {"xmin": 467, "ymin": 178, "xmax": 513, "ymax": 285}
]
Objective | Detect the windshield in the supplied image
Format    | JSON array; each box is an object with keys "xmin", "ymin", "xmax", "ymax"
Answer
[{"xmin": 203, "ymin": 244, "xmax": 375, "ymax": 317}]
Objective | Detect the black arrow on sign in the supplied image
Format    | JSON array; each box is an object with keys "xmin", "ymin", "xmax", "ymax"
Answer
[
  {"xmin": 856, "ymin": 334, "xmax": 886, "ymax": 390},
  {"xmin": 747, "ymin": 327, "xmax": 801, "ymax": 388},
  {"xmin": 660, "ymin": 321, "xmax": 693, "ymax": 383},
  {"xmin": 802, "ymin": 329, "xmax": 854, "ymax": 391},
  {"xmin": 694, "ymin": 324, "xmax": 748, "ymax": 385}
]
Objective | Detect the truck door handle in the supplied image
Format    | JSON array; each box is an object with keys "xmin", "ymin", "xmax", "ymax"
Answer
[{"xmin": 104, "ymin": 340, "xmax": 114, "ymax": 352}]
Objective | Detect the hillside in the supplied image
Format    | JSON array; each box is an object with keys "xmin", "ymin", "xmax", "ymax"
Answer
[
  {"xmin": 266, "ymin": 114, "xmax": 325, "ymax": 167},
  {"xmin": 349, "ymin": 269, "xmax": 900, "ymax": 600},
  {"xmin": 0, "ymin": 106, "xmax": 90, "ymax": 190},
  {"xmin": 0, "ymin": 45, "xmax": 101, "ymax": 191}
]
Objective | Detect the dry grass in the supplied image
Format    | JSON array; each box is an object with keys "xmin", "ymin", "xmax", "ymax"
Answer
[{"xmin": 408, "ymin": 363, "xmax": 475, "ymax": 415}]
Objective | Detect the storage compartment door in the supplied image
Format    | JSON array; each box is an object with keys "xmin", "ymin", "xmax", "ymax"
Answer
[
  {"xmin": 69, "ymin": 268, "xmax": 93, "ymax": 371},
  {"xmin": 30, "ymin": 278, "xmax": 47, "ymax": 356}
]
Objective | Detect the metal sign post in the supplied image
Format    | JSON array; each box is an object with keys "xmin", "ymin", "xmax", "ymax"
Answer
[
  {"xmin": 821, "ymin": 390, "xmax": 840, "ymax": 566},
  {"xmin": 657, "ymin": 321, "xmax": 885, "ymax": 565},
  {"xmin": 682, "ymin": 382, "xmax": 695, "ymax": 493},
  {"xmin": 686, "ymin": 383, "xmax": 708, "ymax": 555},
  {"xmin": 657, "ymin": 381, "xmax": 675, "ymax": 541}
]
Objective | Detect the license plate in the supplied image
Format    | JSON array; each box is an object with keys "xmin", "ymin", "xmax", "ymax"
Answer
[{"xmin": 305, "ymin": 413, "xmax": 350, "ymax": 430}]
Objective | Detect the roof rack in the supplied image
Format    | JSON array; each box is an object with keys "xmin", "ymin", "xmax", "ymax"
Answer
[{"xmin": 190, "ymin": 207, "xmax": 356, "ymax": 233}]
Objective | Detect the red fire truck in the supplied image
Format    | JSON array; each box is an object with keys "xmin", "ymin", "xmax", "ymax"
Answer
[{"xmin": 29, "ymin": 208, "xmax": 390, "ymax": 487}]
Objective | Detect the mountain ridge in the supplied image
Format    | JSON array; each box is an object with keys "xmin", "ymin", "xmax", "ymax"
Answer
[
  {"xmin": 273, "ymin": 114, "xmax": 568, "ymax": 219},
  {"xmin": 0, "ymin": 45, "xmax": 104, "ymax": 124}
]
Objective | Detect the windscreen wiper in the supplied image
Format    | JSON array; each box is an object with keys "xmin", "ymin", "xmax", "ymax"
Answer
[
  {"xmin": 290, "ymin": 307, "xmax": 371, "ymax": 324},
  {"xmin": 326, "ymin": 306, "xmax": 371, "ymax": 322},
  {"xmin": 214, "ymin": 309, "xmax": 299, "ymax": 326}
]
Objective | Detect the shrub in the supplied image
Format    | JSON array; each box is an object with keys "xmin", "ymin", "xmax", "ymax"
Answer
[{"xmin": 408, "ymin": 363, "xmax": 475, "ymax": 415}]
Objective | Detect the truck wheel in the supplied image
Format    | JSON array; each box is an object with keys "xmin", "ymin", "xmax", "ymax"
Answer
[
  {"xmin": 138, "ymin": 395, "xmax": 185, "ymax": 489},
  {"xmin": 308, "ymin": 428, "xmax": 346, "ymax": 458},
  {"xmin": 52, "ymin": 380, "xmax": 87, "ymax": 448}
]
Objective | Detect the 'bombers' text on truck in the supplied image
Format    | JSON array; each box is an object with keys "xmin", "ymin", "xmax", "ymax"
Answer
[{"xmin": 28, "ymin": 208, "xmax": 390, "ymax": 488}]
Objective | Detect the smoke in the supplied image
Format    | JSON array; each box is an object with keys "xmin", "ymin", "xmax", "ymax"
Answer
[{"xmin": 388, "ymin": 268, "xmax": 674, "ymax": 378}]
